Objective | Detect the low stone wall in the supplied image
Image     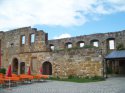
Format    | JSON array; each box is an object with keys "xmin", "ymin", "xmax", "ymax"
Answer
[
  {"xmin": 2, "ymin": 47, "xmax": 102, "ymax": 77},
  {"xmin": 51, "ymin": 48, "xmax": 102, "ymax": 78},
  {"xmin": 53, "ymin": 61, "xmax": 102, "ymax": 78}
]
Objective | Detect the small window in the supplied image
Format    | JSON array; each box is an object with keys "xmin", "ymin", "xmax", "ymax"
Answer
[
  {"xmin": 67, "ymin": 43, "xmax": 72, "ymax": 48},
  {"xmin": 30, "ymin": 34, "xmax": 35, "ymax": 43},
  {"xmin": 65, "ymin": 42, "xmax": 72, "ymax": 49},
  {"xmin": 21, "ymin": 35, "xmax": 25, "ymax": 45},
  {"xmin": 50, "ymin": 45, "xmax": 55, "ymax": 51},
  {"xmin": 77, "ymin": 41, "xmax": 85, "ymax": 48},
  {"xmin": 80, "ymin": 43, "xmax": 84, "ymax": 47},
  {"xmin": 91, "ymin": 40, "xmax": 99, "ymax": 47},
  {"xmin": 50, "ymin": 44, "xmax": 55, "ymax": 51},
  {"xmin": 109, "ymin": 40, "xmax": 115, "ymax": 49},
  {"xmin": 93, "ymin": 41, "xmax": 99, "ymax": 47}
]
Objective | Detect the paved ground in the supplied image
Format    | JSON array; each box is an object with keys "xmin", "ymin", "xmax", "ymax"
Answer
[{"xmin": 0, "ymin": 77, "xmax": 125, "ymax": 93}]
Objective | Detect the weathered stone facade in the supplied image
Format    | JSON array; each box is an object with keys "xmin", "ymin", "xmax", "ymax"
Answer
[
  {"xmin": 49, "ymin": 30, "xmax": 125, "ymax": 54},
  {"xmin": 0, "ymin": 26, "xmax": 125, "ymax": 77},
  {"xmin": 50, "ymin": 48, "xmax": 102, "ymax": 77},
  {"xmin": 0, "ymin": 27, "xmax": 49, "ymax": 74}
]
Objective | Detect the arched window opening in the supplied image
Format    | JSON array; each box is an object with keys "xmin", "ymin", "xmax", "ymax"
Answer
[
  {"xmin": 65, "ymin": 42, "xmax": 72, "ymax": 48},
  {"xmin": 77, "ymin": 41, "xmax": 85, "ymax": 48},
  {"xmin": 50, "ymin": 44, "xmax": 55, "ymax": 51},
  {"xmin": 90, "ymin": 40, "xmax": 99, "ymax": 47}
]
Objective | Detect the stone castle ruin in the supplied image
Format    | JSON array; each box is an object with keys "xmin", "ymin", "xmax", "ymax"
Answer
[{"xmin": 0, "ymin": 26, "xmax": 125, "ymax": 78}]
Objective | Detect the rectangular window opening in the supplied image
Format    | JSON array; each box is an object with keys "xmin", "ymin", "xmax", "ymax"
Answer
[
  {"xmin": 30, "ymin": 33, "xmax": 35, "ymax": 44},
  {"xmin": 21, "ymin": 35, "xmax": 25, "ymax": 45},
  {"xmin": 109, "ymin": 40, "xmax": 115, "ymax": 49}
]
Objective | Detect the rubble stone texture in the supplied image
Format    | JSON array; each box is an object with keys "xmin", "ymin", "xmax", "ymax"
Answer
[{"xmin": 0, "ymin": 26, "xmax": 125, "ymax": 77}]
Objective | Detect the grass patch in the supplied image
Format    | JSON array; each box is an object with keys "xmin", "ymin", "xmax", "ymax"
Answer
[{"xmin": 48, "ymin": 76, "xmax": 105, "ymax": 83}]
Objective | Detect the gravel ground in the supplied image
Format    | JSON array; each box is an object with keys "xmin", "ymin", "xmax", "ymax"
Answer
[{"xmin": 0, "ymin": 77, "xmax": 125, "ymax": 93}]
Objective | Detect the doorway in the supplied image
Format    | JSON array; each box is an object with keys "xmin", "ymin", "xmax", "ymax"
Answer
[
  {"xmin": 42, "ymin": 61, "xmax": 52, "ymax": 75},
  {"xmin": 12, "ymin": 58, "xmax": 18, "ymax": 74},
  {"xmin": 119, "ymin": 60, "xmax": 125, "ymax": 74},
  {"xmin": 20, "ymin": 62, "xmax": 25, "ymax": 74}
]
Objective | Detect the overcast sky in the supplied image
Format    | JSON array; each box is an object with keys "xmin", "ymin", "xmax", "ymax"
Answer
[{"xmin": 0, "ymin": 0, "xmax": 125, "ymax": 39}]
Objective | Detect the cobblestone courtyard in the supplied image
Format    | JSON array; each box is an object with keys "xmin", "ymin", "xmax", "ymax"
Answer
[{"xmin": 1, "ymin": 77, "xmax": 125, "ymax": 93}]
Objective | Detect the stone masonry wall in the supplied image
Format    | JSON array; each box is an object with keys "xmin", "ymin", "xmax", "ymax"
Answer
[
  {"xmin": 0, "ymin": 27, "xmax": 48, "ymax": 68},
  {"xmin": 51, "ymin": 48, "xmax": 102, "ymax": 77},
  {"xmin": 0, "ymin": 27, "xmax": 125, "ymax": 77},
  {"xmin": 4, "ymin": 48, "xmax": 102, "ymax": 77},
  {"xmin": 48, "ymin": 30, "xmax": 125, "ymax": 55}
]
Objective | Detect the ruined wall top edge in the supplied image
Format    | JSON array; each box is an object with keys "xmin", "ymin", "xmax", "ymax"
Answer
[
  {"xmin": 0, "ymin": 26, "xmax": 47, "ymax": 34},
  {"xmin": 49, "ymin": 30, "xmax": 125, "ymax": 42}
]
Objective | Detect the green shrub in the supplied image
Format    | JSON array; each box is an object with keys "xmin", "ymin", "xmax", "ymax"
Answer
[
  {"xmin": 91, "ymin": 76, "xmax": 105, "ymax": 80},
  {"xmin": 83, "ymin": 45, "xmax": 97, "ymax": 48},
  {"xmin": 0, "ymin": 68, "xmax": 6, "ymax": 74},
  {"xmin": 68, "ymin": 75, "xmax": 74, "ymax": 79},
  {"xmin": 56, "ymin": 76, "xmax": 60, "ymax": 80},
  {"xmin": 84, "ymin": 76, "xmax": 90, "ymax": 79},
  {"xmin": 48, "ymin": 75, "xmax": 105, "ymax": 83}
]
